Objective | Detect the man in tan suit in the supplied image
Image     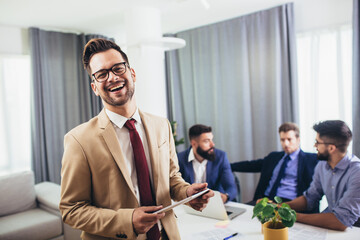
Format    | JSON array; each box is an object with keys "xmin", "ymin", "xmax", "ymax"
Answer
[{"xmin": 59, "ymin": 38, "xmax": 213, "ymax": 240}]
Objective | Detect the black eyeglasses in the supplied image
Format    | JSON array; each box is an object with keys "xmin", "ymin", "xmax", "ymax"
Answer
[
  {"xmin": 92, "ymin": 62, "xmax": 129, "ymax": 83},
  {"xmin": 314, "ymin": 140, "xmax": 336, "ymax": 146}
]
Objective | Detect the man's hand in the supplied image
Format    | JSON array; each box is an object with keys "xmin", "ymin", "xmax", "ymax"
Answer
[
  {"xmin": 132, "ymin": 206, "xmax": 165, "ymax": 235},
  {"xmin": 220, "ymin": 193, "xmax": 228, "ymax": 203},
  {"xmin": 186, "ymin": 183, "xmax": 214, "ymax": 211}
]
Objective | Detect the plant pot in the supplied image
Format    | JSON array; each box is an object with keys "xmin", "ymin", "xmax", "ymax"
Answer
[{"xmin": 263, "ymin": 221, "xmax": 288, "ymax": 240}]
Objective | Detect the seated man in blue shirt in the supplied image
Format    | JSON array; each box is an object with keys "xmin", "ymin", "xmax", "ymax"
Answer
[
  {"xmin": 231, "ymin": 122, "xmax": 318, "ymax": 206},
  {"xmin": 287, "ymin": 120, "xmax": 360, "ymax": 230},
  {"xmin": 177, "ymin": 124, "xmax": 237, "ymax": 203}
]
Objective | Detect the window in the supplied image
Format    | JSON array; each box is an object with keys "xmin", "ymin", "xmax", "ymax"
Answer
[
  {"xmin": 297, "ymin": 25, "xmax": 353, "ymax": 154},
  {"xmin": 297, "ymin": 25, "xmax": 352, "ymax": 212},
  {"xmin": 0, "ymin": 55, "xmax": 31, "ymax": 175}
]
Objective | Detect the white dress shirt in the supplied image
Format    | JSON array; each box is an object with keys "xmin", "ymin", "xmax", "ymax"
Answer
[
  {"xmin": 105, "ymin": 108, "xmax": 153, "ymax": 204},
  {"xmin": 188, "ymin": 148, "xmax": 208, "ymax": 183}
]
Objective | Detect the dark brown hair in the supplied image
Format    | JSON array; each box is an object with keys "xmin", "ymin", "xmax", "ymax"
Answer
[
  {"xmin": 313, "ymin": 120, "xmax": 352, "ymax": 153},
  {"xmin": 189, "ymin": 124, "xmax": 212, "ymax": 140},
  {"xmin": 82, "ymin": 38, "xmax": 129, "ymax": 75},
  {"xmin": 278, "ymin": 122, "xmax": 300, "ymax": 138}
]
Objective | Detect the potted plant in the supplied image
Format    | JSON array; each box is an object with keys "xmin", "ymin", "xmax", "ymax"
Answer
[
  {"xmin": 170, "ymin": 121, "xmax": 185, "ymax": 151},
  {"xmin": 252, "ymin": 196, "xmax": 296, "ymax": 240}
]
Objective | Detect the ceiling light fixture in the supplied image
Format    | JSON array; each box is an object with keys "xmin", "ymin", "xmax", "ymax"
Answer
[{"xmin": 200, "ymin": 0, "xmax": 210, "ymax": 9}]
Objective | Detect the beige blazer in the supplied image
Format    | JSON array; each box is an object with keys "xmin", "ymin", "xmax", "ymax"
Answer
[{"xmin": 60, "ymin": 109, "xmax": 190, "ymax": 240}]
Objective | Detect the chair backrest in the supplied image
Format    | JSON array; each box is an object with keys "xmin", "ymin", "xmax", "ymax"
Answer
[
  {"xmin": 233, "ymin": 172, "xmax": 241, "ymax": 202},
  {"xmin": 0, "ymin": 171, "xmax": 37, "ymax": 216}
]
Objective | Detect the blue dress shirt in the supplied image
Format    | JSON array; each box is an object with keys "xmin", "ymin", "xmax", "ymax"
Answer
[
  {"xmin": 304, "ymin": 153, "xmax": 360, "ymax": 227},
  {"xmin": 264, "ymin": 149, "xmax": 300, "ymax": 200}
]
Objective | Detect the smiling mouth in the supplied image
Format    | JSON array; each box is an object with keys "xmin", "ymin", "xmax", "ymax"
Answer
[{"xmin": 109, "ymin": 82, "xmax": 125, "ymax": 92}]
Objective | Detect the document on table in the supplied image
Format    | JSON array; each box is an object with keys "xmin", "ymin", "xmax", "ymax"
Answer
[
  {"xmin": 289, "ymin": 225, "xmax": 327, "ymax": 240},
  {"xmin": 182, "ymin": 228, "xmax": 242, "ymax": 240}
]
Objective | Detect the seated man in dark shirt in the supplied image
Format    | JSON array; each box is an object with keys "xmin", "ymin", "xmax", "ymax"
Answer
[{"xmin": 231, "ymin": 122, "xmax": 318, "ymax": 207}]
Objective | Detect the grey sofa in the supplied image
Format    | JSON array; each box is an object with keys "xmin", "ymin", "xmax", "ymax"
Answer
[{"xmin": 0, "ymin": 171, "xmax": 81, "ymax": 240}]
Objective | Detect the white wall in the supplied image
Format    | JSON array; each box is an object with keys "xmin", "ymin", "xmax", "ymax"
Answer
[
  {"xmin": 294, "ymin": 0, "xmax": 352, "ymax": 32},
  {"xmin": 0, "ymin": 25, "xmax": 28, "ymax": 55}
]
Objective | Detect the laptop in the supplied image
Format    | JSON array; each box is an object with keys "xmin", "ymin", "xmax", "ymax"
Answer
[{"xmin": 183, "ymin": 190, "xmax": 246, "ymax": 220}]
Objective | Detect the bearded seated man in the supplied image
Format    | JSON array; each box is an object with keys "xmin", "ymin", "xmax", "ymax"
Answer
[{"xmin": 177, "ymin": 124, "xmax": 237, "ymax": 203}]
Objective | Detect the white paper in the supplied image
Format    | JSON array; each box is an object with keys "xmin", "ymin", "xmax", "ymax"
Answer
[
  {"xmin": 289, "ymin": 225, "xmax": 327, "ymax": 240},
  {"xmin": 182, "ymin": 228, "xmax": 242, "ymax": 240}
]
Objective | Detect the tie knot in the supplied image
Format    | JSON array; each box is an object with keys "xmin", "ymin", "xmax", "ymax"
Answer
[
  {"xmin": 124, "ymin": 119, "xmax": 136, "ymax": 131},
  {"xmin": 285, "ymin": 155, "xmax": 291, "ymax": 161}
]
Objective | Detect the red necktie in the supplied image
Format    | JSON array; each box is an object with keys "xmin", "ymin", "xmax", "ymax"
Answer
[{"xmin": 124, "ymin": 119, "xmax": 160, "ymax": 240}]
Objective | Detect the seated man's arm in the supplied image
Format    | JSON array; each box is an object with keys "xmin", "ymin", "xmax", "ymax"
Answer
[
  {"xmin": 231, "ymin": 152, "xmax": 283, "ymax": 173},
  {"xmin": 287, "ymin": 196, "xmax": 346, "ymax": 231},
  {"xmin": 219, "ymin": 152, "xmax": 237, "ymax": 202},
  {"xmin": 296, "ymin": 212, "xmax": 346, "ymax": 231},
  {"xmin": 287, "ymin": 195, "xmax": 308, "ymax": 212},
  {"xmin": 231, "ymin": 157, "xmax": 264, "ymax": 172}
]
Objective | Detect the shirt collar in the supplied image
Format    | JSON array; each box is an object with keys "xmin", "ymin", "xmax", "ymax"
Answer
[
  {"xmin": 331, "ymin": 153, "xmax": 351, "ymax": 171},
  {"xmin": 188, "ymin": 148, "xmax": 209, "ymax": 164},
  {"xmin": 287, "ymin": 148, "xmax": 300, "ymax": 160},
  {"xmin": 105, "ymin": 108, "xmax": 141, "ymax": 129},
  {"xmin": 188, "ymin": 148, "xmax": 196, "ymax": 163}
]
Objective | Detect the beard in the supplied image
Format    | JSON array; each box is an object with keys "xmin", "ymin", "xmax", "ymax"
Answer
[
  {"xmin": 317, "ymin": 151, "xmax": 330, "ymax": 161},
  {"xmin": 100, "ymin": 79, "xmax": 135, "ymax": 106},
  {"xmin": 196, "ymin": 146, "xmax": 216, "ymax": 161}
]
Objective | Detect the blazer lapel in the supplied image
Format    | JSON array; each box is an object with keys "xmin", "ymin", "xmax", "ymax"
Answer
[
  {"xmin": 98, "ymin": 109, "xmax": 137, "ymax": 199},
  {"xmin": 206, "ymin": 160, "xmax": 213, "ymax": 187},
  {"xmin": 184, "ymin": 148, "xmax": 195, "ymax": 183},
  {"xmin": 139, "ymin": 111, "xmax": 160, "ymax": 199},
  {"xmin": 297, "ymin": 150, "xmax": 305, "ymax": 181}
]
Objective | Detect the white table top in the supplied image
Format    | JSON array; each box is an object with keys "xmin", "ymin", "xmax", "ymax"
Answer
[{"xmin": 174, "ymin": 201, "xmax": 360, "ymax": 240}]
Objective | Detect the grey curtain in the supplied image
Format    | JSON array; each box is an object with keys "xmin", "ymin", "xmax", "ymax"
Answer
[
  {"xmin": 165, "ymin": 3, "xmax": 298, "ymax": 202},
  {"xmin": 29, "ymin": 28, "xmax": 107, "ymax": 183},
  {"xmin": 353, "ymin": 0, "xmax": 360, "ymax": 156}
]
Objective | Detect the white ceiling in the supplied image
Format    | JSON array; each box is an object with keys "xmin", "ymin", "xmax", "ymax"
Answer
[
  {"xmin": 0, "ymin": 0, "xmax": 293, "ymax": 36},
  {"xmin": 0, "ymin": 0, "xmax": 352, "ymax": 45}
]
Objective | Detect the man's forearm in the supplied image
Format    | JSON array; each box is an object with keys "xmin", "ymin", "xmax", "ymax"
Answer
[
  {"xmin": 286, "ymin": 195, "xmax": 307, "ymax": 212},
  {"xmin": 296, "ymin": 212, "xmax": 347, "ymax": 231}
]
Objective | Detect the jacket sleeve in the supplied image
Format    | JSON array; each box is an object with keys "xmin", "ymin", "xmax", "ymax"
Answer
[
  {"xmin": 219, "ymin": 152, "xmax": 238, "ymax": 201},
  {"xmin": 230, "ymin": 157, "xmax": 265, "ymax": 172},
  {"xmin": 59, "ymin": 133, "xmax": 137, "ymax": 239}
]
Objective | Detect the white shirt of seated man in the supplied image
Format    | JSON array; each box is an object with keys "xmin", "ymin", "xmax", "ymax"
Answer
[{"xmin": 188, "ymin": 148, "xmax": 208, "ymax": 183}]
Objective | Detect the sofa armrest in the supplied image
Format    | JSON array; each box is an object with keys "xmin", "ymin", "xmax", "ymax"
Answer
[
  {"xmin": 35, "ymin": 182, "xmax": 61, "ymax": 216},
  {"xmin": 35, "ymin": 181, "xmax": 82, "ymax": 239}
]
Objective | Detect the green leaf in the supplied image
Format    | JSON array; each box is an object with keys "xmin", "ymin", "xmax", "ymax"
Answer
[
  {"xmin": 274, "ymin": 196, "xmax": 282, "ymax": 203},
  {"xmin": 282, "ymin": 219, "xmax": 295, "ymax": 227},
  {"xmin": 278, "ymin": 208, "xmax": 291, "ymax": 221},
  {"xmin": 252, "ymin": 203, "xmax": 265, "ymax": 218},
  {"xmin": 262, "ymin": 205, "xmax": 275, "ymax": 217},
  {"xmin": 281, "ymin": 203, "xmax": 290, "ymax": 209},
  {"xmin": 290, "ymin": 210, "xmax": 297, "ymax": 221}
]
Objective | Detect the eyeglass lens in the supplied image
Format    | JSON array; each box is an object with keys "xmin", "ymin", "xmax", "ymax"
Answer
[{"xmin": 93, "ymin": 62, "xmax": 127, "ymax": 82}]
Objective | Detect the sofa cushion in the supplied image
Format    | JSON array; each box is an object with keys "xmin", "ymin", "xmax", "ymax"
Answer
[
  {"xmin": 0, "ymin": 171, "xmax": 36, "ymax": 216},
  {"xmin": 0, "ymin": 208, "xmax": 62, "ymax": 240}
]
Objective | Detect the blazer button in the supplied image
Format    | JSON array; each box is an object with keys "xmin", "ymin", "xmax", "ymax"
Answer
[{"xmin": 115, "ymin": 233, "xmax": 127, "ymax": 238}]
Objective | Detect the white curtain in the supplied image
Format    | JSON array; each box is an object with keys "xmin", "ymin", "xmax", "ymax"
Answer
[
  {"xmin": 297, "ymin": 25, "xmax": 353, "ymax": 153},
  {"xmin": 0, "ymin": 55, "xmax": 31, "ymax": 175}
]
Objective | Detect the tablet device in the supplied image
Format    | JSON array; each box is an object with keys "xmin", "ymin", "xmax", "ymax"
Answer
[
  {"xmin": 153, "ymin": 188, "xmax": 210, "ymax": 214},
  {"xmin": 183, "ymin": 190, "xmax": 246, "ymax": 220}
]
